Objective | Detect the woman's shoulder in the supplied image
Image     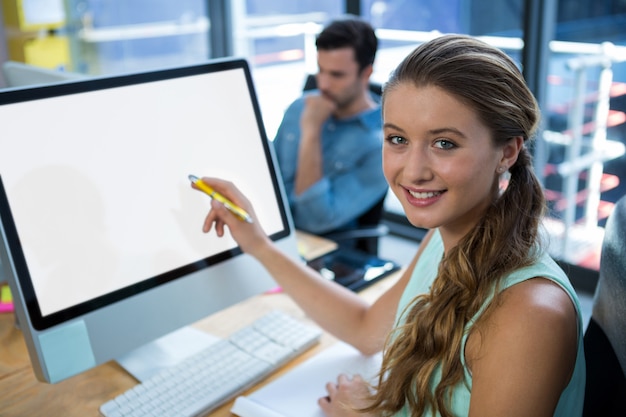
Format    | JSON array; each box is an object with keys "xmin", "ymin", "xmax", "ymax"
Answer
[
  {"xmin": 498, "ymin": 277, "xmax": 578, "ymax": 327},
  {"xmin": 471, "ymin": 275, "xmax": 578, "ymax": 374},
  {"xmin": 465, "ymin": 277, "xmax": 579, "ymax": 415},
  {"xmin": 501, "ymin": 251, "xmax": 581, "ymax": 316},
  {"xmin": 489, "ymin": 254, "xmax": 579, "ymax": 350}
]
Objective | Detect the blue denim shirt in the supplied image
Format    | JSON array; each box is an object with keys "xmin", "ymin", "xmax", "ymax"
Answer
[{"xmin": 272, "ymin": 90, "xmax": 388, "ymax": 234}]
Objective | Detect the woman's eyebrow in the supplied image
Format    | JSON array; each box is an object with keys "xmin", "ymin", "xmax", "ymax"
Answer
[
  {"xmin": 383, "ymin": 123, "xmax": 467, "ymax": 138},
  {"xmin": 383, "ymin": 122, "xmax": 406, "ymax": 132},
  {"xmin": 429, "ymin": 127, "xmax": 466, "ymax": 138}
]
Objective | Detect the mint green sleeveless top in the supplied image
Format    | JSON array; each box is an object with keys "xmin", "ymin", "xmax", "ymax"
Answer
[{"xmin": 393, "ymin": 229, "xmax": 585, "ymax": 417}]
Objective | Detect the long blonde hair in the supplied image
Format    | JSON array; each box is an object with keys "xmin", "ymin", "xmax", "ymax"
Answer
[{"xmin": 366, "ymin": 35, "xmax": 545, "ymax": 417}]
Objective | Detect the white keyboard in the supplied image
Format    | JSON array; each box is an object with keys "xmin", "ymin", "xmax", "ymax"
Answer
[{"xmin": 99, "ymin": 310, "xmax": 322, "ymax": 417}]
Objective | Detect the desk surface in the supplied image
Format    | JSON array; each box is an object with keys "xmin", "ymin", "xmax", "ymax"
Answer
[
  {"xmin": 295, "ymin": 230, "xmax": 338, "ymax": 261},
  {"xmin": 0, "ymin": 233, "xmax": 402, "ymax": 417}
]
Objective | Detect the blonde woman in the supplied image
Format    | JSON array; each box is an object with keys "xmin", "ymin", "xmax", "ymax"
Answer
[{"xmin": 194, "ymin": 34, "xmax": 585, "ymax": 417}]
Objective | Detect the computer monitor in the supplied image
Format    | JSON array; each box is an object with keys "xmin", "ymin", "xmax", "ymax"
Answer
[{"xmin": 0, "ymin": 58, "xmax": 300, "ymax": 383}]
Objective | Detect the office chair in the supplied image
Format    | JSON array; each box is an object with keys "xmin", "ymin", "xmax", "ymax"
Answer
[
  {"xmin": 583, "ymin": 193, "xmax": 626, "ymax": 417},
  {"xmin": 322, "ymin": 194, "xmax": 389, "ymax": 255}
]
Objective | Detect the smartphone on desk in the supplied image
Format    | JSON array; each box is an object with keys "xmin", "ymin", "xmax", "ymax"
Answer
[{"xmin": 306, "ymin": 249, "xmax": 400, "ymax": 292}]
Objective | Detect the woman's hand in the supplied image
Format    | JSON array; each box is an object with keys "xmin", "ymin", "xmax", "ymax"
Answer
[
  {"xmin": 192, "ymin": 177, "xmax": 271, "ymax": 256},
  {"xmin": 318, "ymin": 374, "xmax": 375, "ymax": 417}
]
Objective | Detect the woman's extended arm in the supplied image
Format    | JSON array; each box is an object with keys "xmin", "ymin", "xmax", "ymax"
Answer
[{"xmin": 195, "ymin": 177, "xmax": 423, "ymax": 354}]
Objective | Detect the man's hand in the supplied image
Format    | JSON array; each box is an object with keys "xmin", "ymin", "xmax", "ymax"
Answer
[{"xmin": 301, "ymin": 94, "xmax": 336, "ymax": 131}]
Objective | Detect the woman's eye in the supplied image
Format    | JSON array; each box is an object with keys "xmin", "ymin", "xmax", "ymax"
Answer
[
  {"xmin": 387, "ymin": 135, "xmax": 407, "ymax": 145},
  {"xmin": 434, "ymin": 139, "xmax": 455, "ymax": 150}
]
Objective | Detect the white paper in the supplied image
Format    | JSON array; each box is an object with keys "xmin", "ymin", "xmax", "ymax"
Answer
[
  {"xmin": 231, "ymin": 341, "xmax": 382, "ymax": 417},
  {"xmin": 231, "ymin": 397, "xmax": 285, "ymax": 417}
]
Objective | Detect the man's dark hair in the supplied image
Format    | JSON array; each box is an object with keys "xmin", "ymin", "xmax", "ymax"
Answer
[{"xmin": 315, "ymin": 17, "xmax": 378, "ymax": 72}]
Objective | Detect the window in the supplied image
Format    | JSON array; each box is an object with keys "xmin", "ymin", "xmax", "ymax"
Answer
[{"xmin": 538, "ymin": 0, "xmax": 626, "ymax": 277}]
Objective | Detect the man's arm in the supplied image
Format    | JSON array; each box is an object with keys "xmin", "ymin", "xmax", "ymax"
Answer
[
  {"xmin": 290, "ymin": 141, "xmax": 386, "ymax": 233},
  {"xmin": 294, "ymin": 95, "xmax": 335, "ymax": 195}
]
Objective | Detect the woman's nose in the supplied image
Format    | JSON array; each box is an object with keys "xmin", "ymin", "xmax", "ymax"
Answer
[{"xmin": 405, "ymin": 146, "xmax": 433, "ymax": 182}]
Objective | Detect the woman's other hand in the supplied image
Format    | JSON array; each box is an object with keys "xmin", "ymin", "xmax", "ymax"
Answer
[{"xmin": 318, "ymin": 374, "xmax": 375, "ymax": 417}]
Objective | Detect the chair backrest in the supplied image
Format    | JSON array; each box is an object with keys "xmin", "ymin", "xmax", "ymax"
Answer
[
  {"xmin": 318, "ymin": 193, "xmax": 388, "ymax": 255},
  {"xmin": 357, "ymin": 193, "xmax": 386, "ymax": 227},
  {"xmin": 583, "ymin": 194, "xmax": 626, "ymax": 416},
  {"xmin": 354, "ymin": 194, "xmax": 387, "ymax": 254}
]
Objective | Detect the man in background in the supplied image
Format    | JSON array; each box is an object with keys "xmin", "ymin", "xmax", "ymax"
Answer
[{"xmin": 273, "ymin": 17, "xmax": 388, "ymax": 238}]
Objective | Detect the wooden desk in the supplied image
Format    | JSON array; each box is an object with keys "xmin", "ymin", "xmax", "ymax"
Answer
[
  {"xmin": 0, "ymin": 232, "xmax": 401, "ymax": 417},
  {"xmin": 295, "ymin": 230, "xmax": 338, "ymax": 261}
]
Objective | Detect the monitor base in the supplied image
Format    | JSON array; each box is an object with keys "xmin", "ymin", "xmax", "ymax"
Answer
[{"xmin": 116, "ymin": 326, "xmax": 219, "ymax": 382}]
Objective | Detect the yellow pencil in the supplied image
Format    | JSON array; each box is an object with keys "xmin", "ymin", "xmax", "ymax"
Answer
[{"xmin": 188, "ymin": 175, "xmax": 253, "ymax": 223}]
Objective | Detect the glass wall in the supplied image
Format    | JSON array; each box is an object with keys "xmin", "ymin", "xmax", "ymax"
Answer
[
  {"xmin": 231, "ymin": 1, "xmax": 344, "ymax": 141},
  {"xmin": 63, "ymin": 0, "xmax": 210, "ymax": 75},
  {"xmin": 538, "ymin": 0, "xmax": 626, "ymax": 278}
]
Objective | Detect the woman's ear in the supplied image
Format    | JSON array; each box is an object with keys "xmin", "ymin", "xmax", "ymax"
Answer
[{"xmin": 499, "ymin": 136, "xmax": 524, "ymax": 171}]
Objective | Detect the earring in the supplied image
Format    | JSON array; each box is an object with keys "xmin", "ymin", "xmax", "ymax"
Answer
[{"xmin": 497, "ymin": 166, "xmax": 505, "ymax": 173}]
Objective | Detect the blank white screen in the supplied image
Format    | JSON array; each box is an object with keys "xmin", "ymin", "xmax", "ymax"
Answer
[{"xmin": 0, "ymin": 68, "xmax": 283, "ymax": 316}]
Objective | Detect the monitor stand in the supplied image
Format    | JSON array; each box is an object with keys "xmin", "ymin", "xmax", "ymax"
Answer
[{"xmin": 116, "ymin": 326, "xmax": 219, "ymax": 382}]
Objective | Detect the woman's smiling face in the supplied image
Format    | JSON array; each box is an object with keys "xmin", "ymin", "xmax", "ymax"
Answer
[{"xmin": 382, "ymin": 83, "xmax": 518, "ymax": 246}]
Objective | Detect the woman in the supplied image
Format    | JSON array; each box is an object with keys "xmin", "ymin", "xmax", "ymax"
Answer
[{"xmin": 194, "ymin": 35, "xmax": 585, "ymax": 417}]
